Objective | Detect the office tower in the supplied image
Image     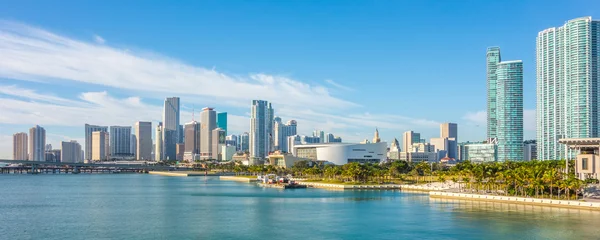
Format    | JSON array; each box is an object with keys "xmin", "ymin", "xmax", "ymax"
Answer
[
  {"xmin": 313, "ymin": 130, "xmax": 325, "ymax": 143},
  {"xmin": 45, "ymin": 144, "xmax": 52, "ymax": 151},
  {"xmin": 225, "ymin": 135, "xmax": 238, "ymax": 150},
  {"xmin": 440, "ymin": 123, "xmax": 458, "ymax": 142},
  {"xmin": 287, "ymin": 135, "xmax": 302, "ymax": 156},
  {"xmin": 135, "ymin": 121, "xmax": 152, "ymax": 161},
  {"xmin": 217, "ymin": 112, "xmax": 227, "ymax": 135},
  {"xmin": 239, "ymin": 132, "xmax": 250, "ymax": 152},
  {"xmin": 162, "ymin": 97, "xmax": 180, "ymax": 161},
  {"xmin": 402, "ymin": 131, "xmax": 420, "ymax": 153},
  {"xmin": 496, "ymin": 60, "xmax": 523, "ymax": 161},
  {"xmin": 92, "ymin": 131, "xmax": 108, "ymax": 161},
  {"xmin": 250, "ymin": 100, "xmax": 273, "ymax": 159},
  {"xmin": 110, "ymin": 126, "xmax": 132, "ymax": 158},
  {"xmin": 84, "ymin": 124, "xmax": 108, "ymax": 161},
  {"xmin": 184, "ymin": 121, "xmax": 201, "ymax": 161},
  {"xmin": 45, "ymin": 149, "xmax": 61, "ymax": 162},
  {"xmin": 155, "ymin": 123, "xmax": 163, "ymax": 161},
  {"xmin": 28, "ymin": 125, "xmax": 46, "ymax": 161},
  {"xmin": 372, "ymin": 129, "xmax": 381, "ymax": 143},
  {"xmin": 212, "ymin": 128, "xmax": 226, "ymax": 160},
  {"xmin": 177, "ymin": 124, "xmax": 184, "ymax": 144},
  {"xmin": 61, "ymin": 141, "xmax": 82, "ymax": 163},
  {"xmin": 130, "ymin": 134, "xmax": 137, "ymax": 157},
  {"xmin": 200, "ymin": 107, "xmax": 217, "ymax": 159},
  {"xmin": 487, "ymin": 47, "xmax": 501, "ymax": 140},
  {"xmin": 176, "ymin": 143, "xmax": 185, "ymax": 161},
  {"xmin": 524, "ymin": 143, "xmax": 538, "ymax": 161},
  {"xmin": 537, "ymin": 17, "xmax": 600, "ymax": 160},
  {"xmin": 273, "ymin": 118, "xmax": 297, "ymax": 152},
  {"xmin": 13, "ymin": 132, "xmax": 28, "ymax": 160}
]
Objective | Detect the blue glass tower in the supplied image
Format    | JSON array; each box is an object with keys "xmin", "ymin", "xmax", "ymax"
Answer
[
  {"xmin": 496, "ymin": 60, "xmax": 523, "ymax": 161},
  {"xmin": 217, "ymin": 112, "xmax": 227, "ymax": 135}
]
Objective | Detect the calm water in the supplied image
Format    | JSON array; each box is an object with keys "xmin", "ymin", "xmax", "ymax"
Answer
[{"xmin": 1, "ymin": 174, "xmax": 599, "ymax": 240}]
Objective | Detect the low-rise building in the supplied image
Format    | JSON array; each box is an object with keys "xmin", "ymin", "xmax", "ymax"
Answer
[
  {"xmin": 293, "ymin": 142, "xmax": 386, "ymax": 165},
  {"xmin": 559, "ymin": 138, "xmax": 600, "ymax": 180},
  {"xmin": 398, "ymin": 152, "xmax": 437, "ymax": 163},
  {"xmin": 267, "ymin": 151, "xmax": 309, "ymax": 168},
  {"xmin": 464, "ymin": 143, "xmax": 497, "ymax": 163}
]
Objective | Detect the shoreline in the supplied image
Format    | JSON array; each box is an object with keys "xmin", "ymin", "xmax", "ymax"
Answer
[
  {"xmin": 429, "ymin": 191, "xmax": 600, "ymax": 211},
  {"xmin": 149, "ymin": 171, "xmax": 233, "ymax": 177}
]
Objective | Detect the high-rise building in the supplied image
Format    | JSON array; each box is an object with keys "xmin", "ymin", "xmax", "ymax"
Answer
[
  {"xmin": 84, "ymin": 124, "xmax": 108, "ymax": 161},
  {"xmin": 61, "ymin": 141, "xmax": 82, "ymax": 163},
  {"xmin": 13, "ymin": 132, "xmax": 27, "ymax": 160},
  {"xmin": 217, "ymin": 112, "xmax": 227, "ymax": 135},
  {"xmin": 45, "ymin": 149, "xmax": 61, "ymax": 162},
  {"xmin": 274, "ymin": 118, "xmax": 297, "ymax": 152},
  {"xmin": 155, "ymin": 123, "xmax": 163, "ymax": 161},
  {"xmin": 177, "ymin": 124, "xmax": 184, "ymax": 144},
  {"xmin": 28, "ymin": 125, "xmax": 46, "ymax": 161},
  {"xmin": 313, "ymin": 130, "xmax": 325, "ymax": 143},
  {"xmin": 537, "ymin": 17, "xmax": 600, "ymax": 160},
  {"xmin": 487, "ymin": 47, "xmax": 501, "ymax": 140},
  {"xmin": 110, "ymin": 126, "xmax": 132, "ymax": 158},
  {"xmin": 402, "ymin": 131, "xmax": 420, "ymax": 153},
  {"xmin": 212, "ymin": 128, "xmax": 226, "ymax": 160},
  {"xmin": 184, "ymin": 121, "xmax": 201, "ymax": 161},
  {"xmin": 92, "ymin": 131, "xmax": 108, "ymax": 161},
  {"xmin": 130, "ymin": 134, "xmax": 137, "ymax": 157},
  {"xmin": 200, "ymin": 107, "xmax": 217, "ymax": 159},
  {"xmin": 524, "ymin": 143, "xmax": 538, "ymax": 161},
  {"xmin": 250, "ymin": 100, "xmax": 273, "ymax": 159},
  {"xmin": 176, "ymin": 143, "xmax": 185, "ymax": 161},
  {"xmin": 134, "ymin": 121, "xmax": 152, "ymax": 161},
  {"xmin": 496, "ymin": 60, "xmax": 523, "ymax": 161},
  {"xmin": 162, "ymin": 97, "xmax": 180, "ymax": 161},
  {"xmin": 239, "ymin": 132, "xmax": 250, "ymax": 152},
  {"xmin": 45, "ymin": 144, "xmax": 52, "ymax": 151},
  {"xmin": 440, "ymin": 123, "xmax": 458, "ymax": 142}
]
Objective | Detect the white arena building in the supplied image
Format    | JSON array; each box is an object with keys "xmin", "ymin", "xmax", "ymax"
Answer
[{"xmin": 292, "ymin": 142, "xmax": 387, "ymax": 165}]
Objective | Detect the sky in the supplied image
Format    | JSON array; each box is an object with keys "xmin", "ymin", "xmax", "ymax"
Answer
[{"xmin": 1, "ymin": 0, "xmax": 600, "ymax": 159}]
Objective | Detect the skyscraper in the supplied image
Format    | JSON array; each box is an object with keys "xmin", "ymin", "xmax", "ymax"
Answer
[
  {"xmin": 402, "ymin": 131, "xmax": 420, "ymax": 153},
  {"xmin": 217, "ymin": 112, "xmax": 227, "ymax": 135},
  {"xmin": 184, "ymin": 121, "xmax": 201, "ymax": 161},
  {"xmin": 440, "ymin": 123, "xmax": 458, "ymax": 142},
  {"xmin": 110, "ymin": 126, "xmax": 132, "ymax": 158},
  {"xmin": 239, "ymin": 132, "xmax": 250, "ymax": 152},
  {"xmin": 13, "ymin": 132, "xmax": 28, "ymax": 160},
  {"xmin": 274, "ymin": 118, "xmax": 297, "ymax": 152},
  {"xmin": 29, "ymin": 125, "xmax": 46, "ymax": 161},
  {"xmin": 537, "ymin": 17, "xmax": 600, "ymax": 160},
  {"xmin": 212, "ymin": 128, "xmax": 226, "ymax": 160},
  {"xmin": 250, "ymin": 100, "xmax": 273, "ymax": 159},
  {"xmin": 162, "ymin": 97, "xmax": 180, "ymax": 161},
  {"xmin": 84, "ymin": 124, "xmax": 108, "ymax": 161},
  {"xmin": 61, "ymin": 141, "xmax": 82, "ymax": 163},
  {"xmin": 496, "ymin": 60, "xmax": 523, "ymax": 161},
  {"xmin": 200, "ymin": 107, "xmax": 217, "ymax": 159},
  {"xmin": 135, "ymin": 121, "xmax": 152, "ymax": 161},
  {"xmin": 92, "ymin": 131, "xmax": 108, "ymax": 161},
  {"xmin": 487, "ymin": 47, "xmax": 501, "ymax": 140},
  {"xmin": 155, "ymin": 123, "xmax": 163, "ymax": 161}
]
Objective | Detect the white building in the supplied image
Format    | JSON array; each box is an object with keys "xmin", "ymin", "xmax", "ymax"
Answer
[
  {"xmin": 200, "ymin": 107, "xmax": 217, "ymax": 159},
  {"xmin": 29, "ymin": 125, "xmax": 46, "ymax": 161},
  {"xmin": 402, "ymin": 131, "xmax": 420, "ymax": 153},
  {"xmin": 221, "ymin": 145, "xmax": 237, "ymax": 161},
  {"xmin": 250, "ymin": 100, "xmax": 273, "ymax": 160},
  {"xmin": 155, "ymin": 123, "xmax": 163, "ymax": 161},
  {"xmin": 293, "ymin": 142, "xmax": 387, "ymax": 165}
]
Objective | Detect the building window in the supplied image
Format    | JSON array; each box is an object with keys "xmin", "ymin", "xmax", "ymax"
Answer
[{"xmin": 582, "ymin": 158, "xmax": 589, "ymax": 170}]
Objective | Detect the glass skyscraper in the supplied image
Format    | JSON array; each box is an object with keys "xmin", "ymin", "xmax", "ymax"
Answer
[
  {"xmin": 536, "ymin": 17, "xmax": 600, "ymax": 160},
  {"xmin": 486, "ymin": 47, "xmax": 501, "ymax": 140},
  {"xmin": 162, "ymin": 97, "xmax": 180, "ymax": 161},
  {"xmin": 496, "ymin": 60, "xmax": 524, "ymax": 161},
  {"xmin": 217, "ymin": 112, "xmax": 227, "ymax": 135},
  {"xmin": 250, "ymin": 100, "xmax": 273, "ymax": 159}
]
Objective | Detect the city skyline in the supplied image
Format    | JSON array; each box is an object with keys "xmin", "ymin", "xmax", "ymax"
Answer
[{"xmin": 2, "ymin": 2, "xmax": 600, "ymax": 158}]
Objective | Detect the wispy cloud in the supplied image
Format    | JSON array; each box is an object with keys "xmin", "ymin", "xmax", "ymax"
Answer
[
  {"xmin": 93, "ymin": 34, "xmax": 105, "ymax": 44},
  {"xmin": 0, "ymin": 20, "xmax": 448, "ymax": 150},
  {"xmin": 462, "ymin": 110, "xmax": 486, "ymax": 126},
  {"xmin": 325, "ymin": 79, "xmax": 354, "ymax": 91}
]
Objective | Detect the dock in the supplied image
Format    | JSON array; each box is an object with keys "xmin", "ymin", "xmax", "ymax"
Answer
[
  {"xmin": 258, "ymin": 183, "xmax": 307, "ymax": 189},
  {"xmin": 219, "ymin": 176, "xmax": 259, "ymax": 182}
]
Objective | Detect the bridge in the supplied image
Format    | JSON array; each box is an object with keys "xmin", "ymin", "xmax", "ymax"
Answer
[{"xmin": 0, "ymin": 159, "xmax": 195, "ymax": 174}]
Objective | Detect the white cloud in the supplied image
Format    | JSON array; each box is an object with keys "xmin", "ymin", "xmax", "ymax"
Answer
[
  {"xmin": 0, "ymin": 20, "xmax": 448, "ymax": 155},
  {"xmin": 93, "ymin": 34, "xmax": 105, "ymax": 44},
  {"xmin": 0, "ymin": 135, "xmax": 11, "ymax": 159},
  {"xmin": 325, "ymin": 79, "xmax": 354, "ymax": 91},
  {"xmin": 462, "ymin": 110, "xmax": 486, "ymax": 126}
]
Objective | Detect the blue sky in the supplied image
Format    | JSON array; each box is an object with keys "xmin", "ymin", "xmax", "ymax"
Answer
[{"xmin": 1, "ymin": 0, "xmax": 599, "ymax": 158}]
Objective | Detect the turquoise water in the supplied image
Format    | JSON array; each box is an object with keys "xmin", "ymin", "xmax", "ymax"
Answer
[{"xmin": 1, "ymin": 174, "xmax": 599, "ymax": 240}]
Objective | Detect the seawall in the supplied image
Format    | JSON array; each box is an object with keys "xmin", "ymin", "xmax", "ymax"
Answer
[{"xmin": 429, "ymin": 191, "xmax": 600, "ymax": 211}]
